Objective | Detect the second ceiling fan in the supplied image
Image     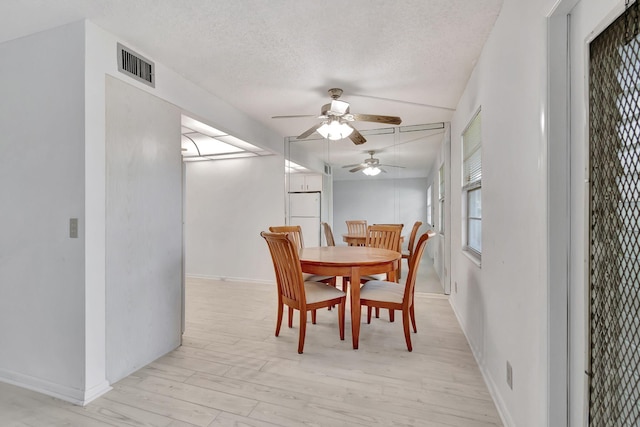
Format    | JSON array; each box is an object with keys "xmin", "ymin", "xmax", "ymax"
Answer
[
  {"xmin": 342, "ymin": 150, "xmax": 405, "ymax": 176},
  {"xmin": 272, "ymin": 88, "xmax": 402, "ymax": 145}
]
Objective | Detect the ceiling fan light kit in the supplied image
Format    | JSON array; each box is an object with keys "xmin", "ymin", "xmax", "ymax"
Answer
[
  {"xmin": 273, "ymin": 88, "xmax": 402, "ymax": 145},
  {"xmin": 362, "ymin": 166, "xmax": 382, "ymax": 176},
  {"xmin": 317, "ymin": 120, "xmax": 354, "ymax": 140}
]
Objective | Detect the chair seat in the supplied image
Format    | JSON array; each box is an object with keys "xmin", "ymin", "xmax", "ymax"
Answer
[
  {"xmin": 304, "ymin": 281, "xmax": 345, "ymax": 304},
  {"xmin": 303, "ymin": 273, "xmax": 334, "ymax": 283},
  {"xmin": 360, "ymin": 280, "xmax": 404, "ymax": 304},
  {"xmin": 360, "ymin": 273, "xmax": 386, "ymax": 282}
]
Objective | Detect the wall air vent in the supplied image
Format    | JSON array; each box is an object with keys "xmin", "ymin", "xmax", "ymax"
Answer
[{"xmin": 117, "ymin": 43, "xmax": 155, "ymax": 88}]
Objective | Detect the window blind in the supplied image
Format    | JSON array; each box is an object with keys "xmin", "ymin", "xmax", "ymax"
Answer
[{"xmin": 463, "ymin": 112, "xmax": 482, "ymax": 189}]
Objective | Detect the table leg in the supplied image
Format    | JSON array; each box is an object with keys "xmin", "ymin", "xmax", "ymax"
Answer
[
  {"xmin": 350, "ymin": 266, "xmax": 361, "ymax": 349},
  {"xmin": 388, "ymin": 260, "xmax": 398, "ymax": 282}
]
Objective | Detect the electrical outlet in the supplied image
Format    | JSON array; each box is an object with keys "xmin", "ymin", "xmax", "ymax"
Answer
[{"xmin": 506, "ymin": 361, "xmax": 513, "ymax": 389}]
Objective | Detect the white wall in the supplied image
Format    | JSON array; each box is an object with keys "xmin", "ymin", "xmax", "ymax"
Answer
[
  {"xmin": 0, "ymin": 19, "xmax": 287, "ymax": 404},
  {"xmin": 333, "ymin": 178, "xmax": 429, "ymax": 247},
  {"xmin": 447, "ymin": 0, "xmax": 554, "ymax": 425},
  {"xmin": 105, "ymin": 76, "xmax": 183, "ymax": 383},
  {"xmin": 184, "ymin": 155, "xmax": 285, "ymax": 282},
  {"xmin": 0, "ymin": 22, "xmax": 95, "ymax": 403}
]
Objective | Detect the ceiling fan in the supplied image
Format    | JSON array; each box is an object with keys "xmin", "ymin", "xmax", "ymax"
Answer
[
  {"xmin": 342, "ymin": 150, "xmax": 405, "ymax": 176},
  {"xmin": 272, "ymin": 88, "xmax": 402, "ymax": 145}
]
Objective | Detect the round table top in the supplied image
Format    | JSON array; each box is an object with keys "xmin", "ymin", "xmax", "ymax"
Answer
[{"xmin": 299, "ymin": 246, "xmax": 400, "ymax": 266}]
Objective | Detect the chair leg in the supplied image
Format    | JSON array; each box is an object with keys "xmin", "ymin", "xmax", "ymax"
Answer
[
  {"xmin": 367, "ymin": 306, "xmax": 372, "ymax": 324},
  {"xmin": 338, "ymin": 300, "xmax": 345, "ymax": 340},
  {"xmin": 311, "ymin": 309, "xmax": 317, "ymax": 324},
  {"xmin": 276, "ymin": 303, "xmax": 284, "ymax": 336},
  {"xmin": 410, "ymin": 304, "xmax": 417, "ymax": 333},
  {"xmin": 389, "ymin": 309, "xmax": 395, "ymax": 323},
  {"xmin": 288, "ymin": 307, "xmax": 294, "ymax": 328},
  {"xmin": 298, "ymin": 310, "xmax": 307, "ymax": 354},
  {"xmin": 402, "ymin": 309, "xmax": 413, "ymax": 352}
]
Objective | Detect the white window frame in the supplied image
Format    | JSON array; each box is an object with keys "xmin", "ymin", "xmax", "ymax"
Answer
[{"xmin": 462, "ymin": 109, "xmax": 482, "ymax": 260}]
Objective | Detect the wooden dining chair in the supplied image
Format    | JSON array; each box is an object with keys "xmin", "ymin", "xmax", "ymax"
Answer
[
  {"xmin": 359, "ymin": 232, "xmax": 431, "ymax": 351},
  {"xmin": 362, "ymin": 224, "xmax": 403, "ymax": 320},
  {"xmin": 269, "ymin": 225, "xmax": 338, "ymax": 313},
  {"xmin": 260, "ymin": 231, "xmax": 346, "ymax": 354},
  {"xmin": 268, "ymin": 225, "xmax": 336, "ymax": 286},
  {"xmin": 346, "ymin": 220, "xmax": 368, "ymax": 244},
  {"xmin": 401, "ymin": 221, "xmax": 423, "ymax": 278},
  {"xmin": 321, "ymin": 222, "xmax": 335, "ymax": 246},
  {"xmin": 365, "ymin": 224, "xmax": 403, "ymax": 253}
]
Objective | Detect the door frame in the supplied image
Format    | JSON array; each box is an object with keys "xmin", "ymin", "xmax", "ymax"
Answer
[{"xmin": 547, "ymin": 0, "xmax": 628, "ymax": 425}]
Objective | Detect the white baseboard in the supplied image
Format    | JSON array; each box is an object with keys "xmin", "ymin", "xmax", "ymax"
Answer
[
  {"xmin": 185, "ymin": 273, "xmax": 273, "ymax": 285},
  {"xmin": 448, "ymin": 300, "xmax": 515, "ymax": 427},
  {"xmin": 0, "ymin": 369, "xmax": 112, "ymax": 406}
]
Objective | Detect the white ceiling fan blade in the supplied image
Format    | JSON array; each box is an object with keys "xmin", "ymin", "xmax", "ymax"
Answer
[
  {"xmin": 378, "ymin": 163, "xmax": 405, "ymax": 169},
  {"xmin": 349, "ymin": 165, "xmax": 367, "ymax": 173},
  {"xmin": 342, "ymin": 163, "xmax": 365, "ymax": 168}
]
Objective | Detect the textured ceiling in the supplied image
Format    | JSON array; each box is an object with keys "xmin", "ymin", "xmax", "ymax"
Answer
[{"xmin": 1, "ymin": 0, "xmax": 503, "ymax": 178}]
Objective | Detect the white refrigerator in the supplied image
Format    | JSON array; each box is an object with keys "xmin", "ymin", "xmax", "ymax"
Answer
[{"xmin": 289, "ymin": 192, "xmax": 321, "ymax": 247}]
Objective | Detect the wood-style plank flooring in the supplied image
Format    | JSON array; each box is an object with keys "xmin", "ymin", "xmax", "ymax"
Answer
[{"xmin": 0, "ymin": 273, "xmax": 502, "ymax": 426}]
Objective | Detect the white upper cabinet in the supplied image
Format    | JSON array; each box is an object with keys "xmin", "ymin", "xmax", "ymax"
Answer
[{"xmin": 289, "ymin": 173, "xmax": 323, "ymax": 192}]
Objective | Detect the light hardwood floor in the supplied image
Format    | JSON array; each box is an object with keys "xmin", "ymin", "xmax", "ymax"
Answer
[{"xmin": 0, "ymin": 277, "xmax": 502, "ymax": 426}]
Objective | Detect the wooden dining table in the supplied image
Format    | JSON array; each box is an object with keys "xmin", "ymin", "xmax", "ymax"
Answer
[{"xmin": 298, "ymin": 246, "xmax": 401, "ymax": 349}]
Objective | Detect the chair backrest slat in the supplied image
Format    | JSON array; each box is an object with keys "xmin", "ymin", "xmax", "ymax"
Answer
[
  {"xmin": 365, "ymin": 224, "xmax": 403, "ymax": 251},
  {"xmin": 346, "ymin": 220, "xmax": 368, "ymax": 235},
  {"xmin": 269, "ymin": 225, "xmax": 304, "ymax": 250},
  {"xmin": 322, "ymin": 222, "xmax": 335, "ymax": 246},
  {"xmin": 407, "ymin": 221, "xmax": 423, "ymax": 261}
]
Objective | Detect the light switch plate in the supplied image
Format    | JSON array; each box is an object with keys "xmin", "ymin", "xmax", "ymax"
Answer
[{"xmin": 70, "ymin": 218, "xmax": 78, "ymax": 238}]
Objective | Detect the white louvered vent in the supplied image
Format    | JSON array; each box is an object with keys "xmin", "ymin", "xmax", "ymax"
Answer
[{"xmin": 117, "ymin": 43, "xmax": 155, "ymax": 87}]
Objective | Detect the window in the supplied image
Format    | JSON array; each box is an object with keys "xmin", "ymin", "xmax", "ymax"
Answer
[
  {"xmin": 438, "ymin": 165, "xmax": 445, "ymax": 234},
  {"xmin": 426, "ymin": 185, "xmax": 432, "ymax": 226},
  {"xmin": 462, "ymin": 110, "xmax": 482, "ymax": 257}
]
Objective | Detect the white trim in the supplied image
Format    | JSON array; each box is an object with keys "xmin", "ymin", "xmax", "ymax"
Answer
[
  {"xmin": 547, "ymin": 7, "xmax": 571, "ymax": 426},
  {"xmin": 185, "ymin": 274, "xmax": 273, "ymax": 285},
  {"xmin": 462, "ymin": 249, "xmax": 482, "ymax": 267},
  {"xmin": 449, "ymin": 300, "xmax": 514, "ymax": 427},
  {"xmin": 0, "ymin": 370, "xmax": 112, "ymax": 406}
]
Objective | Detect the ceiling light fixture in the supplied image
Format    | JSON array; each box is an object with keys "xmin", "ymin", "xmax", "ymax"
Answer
[
  {"xmin": 181, "ymin": 115, "xmax": 271, "ymax": 162},
  {"xmin": 317, "ymin": 119, "xmax": 353, "ymax": 141},
  {"xmin": 362, "ymin": 166, "xmax": 382, "ymax": 176}
]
